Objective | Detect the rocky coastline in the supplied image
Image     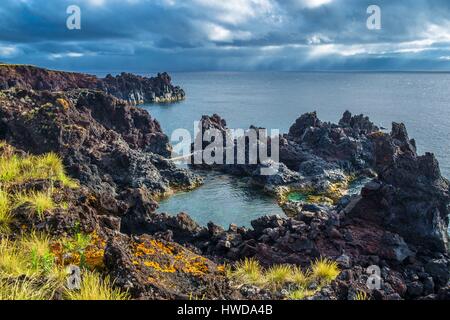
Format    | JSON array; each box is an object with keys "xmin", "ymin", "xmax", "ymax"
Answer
[
  {"xmin": 0, "ymin": 64, "xmax": 185, "ymax": 104},
  {"xmin": 0, "ymin": 64, "xmax": 449, "ymax": 300}
]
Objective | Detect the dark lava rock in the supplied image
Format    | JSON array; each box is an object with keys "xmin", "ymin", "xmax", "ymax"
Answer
[
  {"xmin": 425, "ymin": 259, "xmax": 450, "ymax": 287},
  {"xmin": 0, "ymin": 64, "xmax": 185, "ymax": 104},
  {"xmin": 0, "ymin": 89, "xmax": 201, "ymax": 199}
]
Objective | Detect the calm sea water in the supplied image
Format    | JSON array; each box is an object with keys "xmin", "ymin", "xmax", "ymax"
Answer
[{"xmin": 142, "ymin": 72, "xmax": 450, "ymax": 227}]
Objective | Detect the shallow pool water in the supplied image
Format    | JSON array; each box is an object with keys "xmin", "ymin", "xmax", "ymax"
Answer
[{"xmin": 156, "ymin": 171, "xmax": 285, "ymax": 228}]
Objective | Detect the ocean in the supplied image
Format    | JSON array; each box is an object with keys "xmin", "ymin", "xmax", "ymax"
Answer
[{"xmin": 142, "ymin": 72, "xmax": 450, "ymax": 227}]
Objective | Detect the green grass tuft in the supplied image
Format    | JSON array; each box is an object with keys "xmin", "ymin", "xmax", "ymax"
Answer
[
  {"xmin": 0, "ymin": 189, "xmax": 12, "ymax": 233},
  {"xmin": 311, "ymin": 258, "xmax": 340, "ymax": 285},
  {"xmin": 0, "ymin": 238, "xmax": 29, "ymax": 277},
  {"xmin": 355, "ymin": 291, "xmax": 369, "ymax": 301},
  {"xmin": 15, "ymin": 191, "xmax": 55, "ymax": 219},
  {"xmin": 288, "ymin": 288, "xmax": 316, "ymax": 300},
  {"xmin": 265, "ymin": 265, "xmax": 292, "ymax": 290},
  {"xmin": 232, "ymin": 258, "xmax": 263, "ymax": 286},
  {"xmin": 22, "ymin": 233, "xmax": 55, "ymax": 274},
  {"xmin": 0, "ymin": 151, "xmax": 78, "ymax": 187},
  {"xmin": 0, "ymin": 155, "xmax": 20, "ymax": 183},
  {"xmin": 229, "ymin": 257, "xmax": 341, "ymax": 300}
]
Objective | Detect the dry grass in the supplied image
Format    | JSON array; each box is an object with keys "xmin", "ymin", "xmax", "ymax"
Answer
[
  {"xmin": 0, "ymin": 147, "xmax": 78, "ymax": 224},
  {"xmin": 15, "ymin": 191, "xmax": 55, "ymax": 219},
  {"xmin": 64, "ymin": 271, "xmax": 130, "ymax": 301},
  {"xmin": 0, "ymin": 189, "xmax": 12, "ymax": 233},
  {"xmin": 0, "ymin": 238, "xmax": 29, "ymax": 277},
  {"xmin": 0, "ymin": 277, "xmax": 57, "ymax": 300},
  {"xmin": 0, "ymin": 234, "xmax": 126, "ymax": 300}
]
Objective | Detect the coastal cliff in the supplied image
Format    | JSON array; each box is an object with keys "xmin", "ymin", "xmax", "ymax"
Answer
[
  {"xmin": 0, "ymin": 64, "xmax": 185, "ymax": 104},
  {"xmin": 0, "ymin": 64, "xmax": 449, "ymax": 300}
]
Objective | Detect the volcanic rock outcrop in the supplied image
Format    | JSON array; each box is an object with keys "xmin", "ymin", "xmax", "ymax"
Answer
[
  {"xmin": 0, "ymin": 89, "xmax": 200, "ymax": 198},
  {"xmin": 0, "ymin": 64, "xmax": 185, "ymax": 104},
  {"xmin": 149, "ymin": 110, "xmax": 450, "ymax": 300},
  {"xmin": 0, "ymin": 64, "xmax": 449, "ymax": 300}
]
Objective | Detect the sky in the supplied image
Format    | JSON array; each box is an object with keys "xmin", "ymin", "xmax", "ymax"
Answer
[{"xmin": 1, "ymin": 0, "xmax": 450, "ymax": 72}]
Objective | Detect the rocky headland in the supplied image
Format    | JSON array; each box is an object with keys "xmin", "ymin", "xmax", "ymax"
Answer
[
  {"xmin": 0, "ymin": 64, "xmax": 185, "ymax": 104},
  {"xmin": 0, "ymin": 64, "xmax": 449, "ymax": 300}
]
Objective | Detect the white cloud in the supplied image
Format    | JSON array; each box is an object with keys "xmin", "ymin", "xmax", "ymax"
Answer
[
  {"xmin": 161, "ymin": 0, "xmax": 277, "ymax": 25},
  {"xmin": 295, "ymin": 0, "xmax": 334, "ymax": 9},
  {"xmin": 202, "ymin": 23, "xmax": 252, "ymax": 42},
  {"xmin": 87, "ymin": 0, "xmax": 106, "ymax": 6},
  {"xmin": 50, "ymin": 52, "xmax": 85, "ymax": 60},
  {"xmin": 0, "ymin": 46, "xmax": 17, "ymax": 57}
]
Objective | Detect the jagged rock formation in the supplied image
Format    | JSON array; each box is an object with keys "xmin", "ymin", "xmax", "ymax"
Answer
[
  {"xmin": 0, "ymin": 64, "xmax": 449, "ymax": 300},
  {"xmin": 148, "ymin": 111, "xmax": 450, "ymax": 300},
  {"xmin": 0, "ymin": 64, "xmax": 185, "ymax": 104},
  {"xmin": 0, "ymin": 88, "xmax": 201, "ymax": 200}
]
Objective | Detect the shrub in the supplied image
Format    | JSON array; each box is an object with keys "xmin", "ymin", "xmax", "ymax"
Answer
[{"xmin": 64, "ymin": 271, "xmax": 129, "ymax": 301}]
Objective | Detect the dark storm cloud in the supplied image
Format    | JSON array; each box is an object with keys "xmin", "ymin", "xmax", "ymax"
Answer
[{"xmin": 1, "ymin": 0, "xmax": 450, "ymax": 71}]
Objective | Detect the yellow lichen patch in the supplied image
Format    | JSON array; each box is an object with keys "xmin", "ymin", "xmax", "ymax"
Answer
[
  {"xmin": 143, "ymin": 261, "xmax": 176, "ymax": 273},
  {"xmin": 134, "ymin": 242, "xmax": 156, "ymax": 257},
  {"xmin": 216, "ymin": 265, "xmax": 226, "ymax": 274},
  {"xmin": 56, "ymin": 98, "xmax": 70, "ymax": 110},
  {"xmin": 132, "ymin": 238, "xmax": 214, "ymax": 278},
  {"xmin": 179, "ymin": 256, "xmax": 209, "ymax": 276},
  {"xmin": 51, "ymin": 231, "xmax": 106, "ymax": 270},
  {"xmin": 150, "ymin": 240, "xmax": 174, "ymax": 255}
]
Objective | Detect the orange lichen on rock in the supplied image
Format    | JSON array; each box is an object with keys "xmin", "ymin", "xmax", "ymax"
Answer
[
  {"xmin": 131, "ymin": 238, "xmax": 213, "ymax": 278},
  {"xmin": 56, "ymin": 98, "xmax": 71, "ymax": 110},
  {"xmin": 143, "ymin": 261, "xmax": 176, "ymax": 273},
  {"xmin": 51, "ymin": 231, "xmax": 106, "ymax": 270}
]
